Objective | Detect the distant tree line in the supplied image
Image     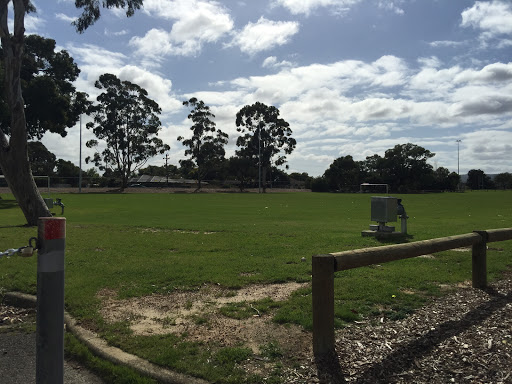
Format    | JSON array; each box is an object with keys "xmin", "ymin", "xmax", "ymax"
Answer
[
  {"xmin": 311, "ymin": 143, "xmax": 511, "ymax": 193},
  {"xmin": 1, "ymin": 34, "xmax": 509, "ymax": 198},
  {"xmin": 13, "ymin": 139, "xmax": 510, "ymax": 193}
]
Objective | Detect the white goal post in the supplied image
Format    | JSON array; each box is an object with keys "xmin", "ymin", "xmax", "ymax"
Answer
[
  {"xmin": 360, "ymin": 183, "xmax": 389, "ymax": 194},
  {"xmin": 0, "ymin": 175, "xmax": 51, "ymax": 197}
]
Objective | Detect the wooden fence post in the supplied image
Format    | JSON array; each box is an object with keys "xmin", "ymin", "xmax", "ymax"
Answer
[
  {"xmin": 312, "ymin": 254, "xmax": 335, "ymax": 358},
  {"xmin": 472, "ymin": 231, "xmax": 487, "ymax": 289}
]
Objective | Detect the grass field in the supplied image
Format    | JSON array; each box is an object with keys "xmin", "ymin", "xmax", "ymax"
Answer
[{"xmin": 1, "ymin": 190, "xmax": 511, "ymax": 383}]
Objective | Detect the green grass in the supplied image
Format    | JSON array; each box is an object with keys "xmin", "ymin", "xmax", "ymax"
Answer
[{"xmin": 1, "ymin": 190, "xmax": 511, "ymax": 383}]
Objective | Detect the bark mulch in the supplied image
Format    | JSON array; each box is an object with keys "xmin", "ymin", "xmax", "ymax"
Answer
[{"xmin": 285, "ymin": 270, "xmax": 512, "ymax": 384}]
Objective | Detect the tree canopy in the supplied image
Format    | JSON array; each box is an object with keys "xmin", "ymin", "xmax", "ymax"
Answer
[
  {"xmin": 0, "ymin": 34, "xmax": 89, "ymax": 140},
  {"xmin": 466, "ymin": 169, "xmax": 494, "ymax": 190},
  {"xmin": 318, "ymin": 143, "xmax": 463, "ymax": 193},
  {"xmin": 86, "ymin": 73, "xmax": 169, "ymax": 189},
  {"xmin": 28, "ymin": 141, "xmax": 56, "ymax": 176},
  {"xmin": 323, "ymin": 155, "xmax": 361, "ymax": 191},
  {"xmin": 74, "ymin": 0, "xmax": 143, "ymax": 33},
  {"xmin": 178, "ymin": 97, "xmax": 228, "ymax": 190},
  {"xmin": 235, "ymin": 102, "xmax": 296, "ymax": 192},
  {"xmin": 0, "ymin": 0, "xmax": 145, "ymax": 225}
]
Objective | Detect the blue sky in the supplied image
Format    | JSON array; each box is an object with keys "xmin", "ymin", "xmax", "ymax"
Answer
[{"xmin": 23, "ymin": 0, "xmax": 512, "ymax": 176}]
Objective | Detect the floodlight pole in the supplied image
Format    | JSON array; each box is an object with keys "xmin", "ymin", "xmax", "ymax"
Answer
[
  {"xmin": 164, "ymin": 153, "xmax": 170, "ymax": 187},
  {"xmin": 79, "ymin": 115, "xmax": 82, "ymax": 193},
  {"xmin": 456, "ymin": 139, "xmax": 461, "ymax": 175},
  {"xmin": 258, "ymin": 124, "xmax": 261, "ymax": 194},
  {"xmin": 456, "ymin": 139, "xmax": 461, "ymax": 191}
]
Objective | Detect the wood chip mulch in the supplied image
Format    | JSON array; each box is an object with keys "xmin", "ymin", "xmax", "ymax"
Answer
[{"xmin": 284, "ymin": 270, "xmax": 512, "ymax": 384}]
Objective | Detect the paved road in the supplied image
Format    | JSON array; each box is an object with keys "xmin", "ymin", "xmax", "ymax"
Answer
[{"xmin": 0, "ymin": 328, "xmax": 104, "ymax": 384}]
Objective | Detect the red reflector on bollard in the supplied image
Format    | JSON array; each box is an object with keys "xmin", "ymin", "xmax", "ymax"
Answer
[{"xmin": 40, "ymin": 217, "xmax": 66, "ymax": 240}]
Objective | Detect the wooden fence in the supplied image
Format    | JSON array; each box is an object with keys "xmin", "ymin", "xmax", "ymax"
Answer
[{"xmin": 312, "ymin": 228, "xmax": 512, "ymax": 358}]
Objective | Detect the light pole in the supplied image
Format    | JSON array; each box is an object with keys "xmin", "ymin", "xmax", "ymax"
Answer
[
  {"xmin": 456, "ymin": 139, "xmax": 461, "ymax": 191},
  {"xmin": 163, "ymin": 153, "xmax": 170, "ymax": 187},
  {"xmin": 258, "ymin": 123, "xmax": 262, "ymax": 194},
  {"xmin": 79, "ymin": 115, "xmax": 82, "ymax": 193},
  {"xmin": 456, "ymin": 139, "xmax": 461, "ymax": 175}
]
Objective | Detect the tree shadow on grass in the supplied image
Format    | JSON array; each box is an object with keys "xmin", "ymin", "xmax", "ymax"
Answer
[
  {"xmin": 317, "ymin": 287, "xmax": 512, "ymax": 383},
  {"xmin": 0, "ymin": 199, "xmax": 19, "ymax": 210}
]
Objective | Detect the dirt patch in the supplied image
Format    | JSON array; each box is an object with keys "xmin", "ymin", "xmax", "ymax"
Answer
[
  {"xmin": 97, "ymin": 282, "xmax": 310, "ymax": 354},
  {"xmin": 96, "ymin": 271, "xmax": 512, "ymax": 383}
]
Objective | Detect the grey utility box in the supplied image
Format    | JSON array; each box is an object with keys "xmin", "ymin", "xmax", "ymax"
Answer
[{"xmin": 371, "ymin": 196, "xmax": 397, "ymax": 223}]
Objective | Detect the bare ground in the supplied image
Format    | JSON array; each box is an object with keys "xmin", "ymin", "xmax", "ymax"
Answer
[
  {"xmin": 2, "ymin": 271, "xmax": 511, "ymax": 383},
  {"xmin": 93, "ymin": 270, "xmax": 512, "ymax": 383}
]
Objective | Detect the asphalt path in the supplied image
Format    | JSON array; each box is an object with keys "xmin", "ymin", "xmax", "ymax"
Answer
[{"xmin": 0, "ymin": 328, "xmax": 104, "ymax": 384}]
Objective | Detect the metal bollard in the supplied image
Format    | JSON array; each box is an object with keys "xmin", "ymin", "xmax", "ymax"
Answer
[{"xmin": 36, "ymin": 217, "xmax": 66, "ymax": 384}]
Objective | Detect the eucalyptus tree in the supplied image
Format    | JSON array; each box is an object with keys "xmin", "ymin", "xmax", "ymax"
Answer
[
  {"xmin": 0, "ymin": 0, "xmax": 143, "ymax": 225},
  {"xmin": 86, "ymin": 73, "xmax": 169, "ymax": 190},
  {"xmin": 178, "ymin": 97, "xmax": 228, "ymax": 190},
  {"xmin": 27, "ymin": 141, "xmax": 56, "ymax": 177},
  {"xmin": 235, "ymin": 102, "xmax": 296, "ymax": 192},
  {"xmin": 381, "ymin": 143, "xmax": 435, "ymax": 192}
]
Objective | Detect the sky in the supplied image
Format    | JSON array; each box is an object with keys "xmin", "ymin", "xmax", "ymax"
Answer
[{"xmin": 19, "ymin": 0, "xmax": 512, "ymax": 177}]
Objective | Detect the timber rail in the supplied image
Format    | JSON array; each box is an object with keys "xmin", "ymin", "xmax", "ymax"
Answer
[{"xmin": 312, "ymin": 228, "xmax": 512, "ymax": 358}]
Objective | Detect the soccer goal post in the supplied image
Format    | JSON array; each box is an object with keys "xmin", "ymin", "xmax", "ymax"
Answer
[
  {"xmin": 360, "ymin": 183, "xmax": 389, "ymax": 194},
  {"xmin": 0, "ymin": 175, "xmax": 51, "ymax": 197}
]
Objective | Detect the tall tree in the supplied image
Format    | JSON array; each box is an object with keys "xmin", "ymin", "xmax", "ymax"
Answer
[
  {"xmin": 0, "ymin": 1, "xmax": 143, "ymax": 225},
  {"xmin": 178, "ymin": 97, "xmax": 228, "ymax": 190},
  {"xmin": 360, "ymin": 154, "xmax": 385, "ymax": 184},
  {"xmin": 0, "ymin": 35, "xmax": 88, "ymax": 139},
  {"xmin": 324, "ymin": 155, "xmax": 361, "ymax": 192},
  {"xmin": 226, "ymin": 156, "xmax": 256, "ymax": 192},
  {"xmin": 55, "ymin": 159, "xmax": 80, "ymax": 186},
  {"xmin": 28, "ymin": 141, "xmax": 56, "ymax": 176},
  {"xmin": 382, "ymin": 143, "xmax": 435, "ymax": 192},
  {"xmin": 433, "ymin": 166, "xmax": 460, "ymax": 191},
  {"xmin": 235, "ymin": 102, "xmax": 296, "ymax": 192},
  {"xmin": 494, "ymin": 172, "xmax": 512, "ymax": 190},
  {"xmin": 466, "ymin": 169, "xmax": 494, "ymax": 190},
  {"xmin": 86, "ymin": 73, "xmax": 169, "ymax": 189}
]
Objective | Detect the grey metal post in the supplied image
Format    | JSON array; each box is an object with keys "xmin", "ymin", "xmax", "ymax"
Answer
[
  {"xmin": 312, "ymin": 254, "xmax": 335, "ymax": 358},
  {"xmin": 401, "ymin": 216, "xmax": 407, "ymax": 234},
  {"xmin": 36, "ymin": 217, "xmax": 66, "ymax": 384},
  {"xmin": 472, "ymin": 231, "xmax": 487, "ymax": 289}
]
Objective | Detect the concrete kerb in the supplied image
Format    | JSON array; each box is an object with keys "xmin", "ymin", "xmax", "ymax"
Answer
[{"xmin": 3, "ymin": 292, "xmax": 210, "ymax": 384}]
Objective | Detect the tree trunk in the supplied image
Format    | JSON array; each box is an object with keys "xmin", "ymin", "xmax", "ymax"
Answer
[{"xmin": 0, "ymin": 1, "xmax": 52, "ymax": 226}]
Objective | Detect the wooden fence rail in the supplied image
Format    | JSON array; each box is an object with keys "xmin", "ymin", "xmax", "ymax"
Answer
[{"xmin": 312, "ymin": 228, "xmax": 512, "ymax": 358}]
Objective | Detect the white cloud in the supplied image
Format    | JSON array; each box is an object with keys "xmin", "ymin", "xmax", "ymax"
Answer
[
  {"xmin": 131, "ymin": 0, "xmax": 234, "ymax": 60},
  {"xmin": 129, "ymin": 29, "xmax": 174, "ymax": 67},
  {"xmin": 104, "ymin": 28, "xmax": 129, "ymax": 36},
  {"xmin": 262, "ymin": 56, "xmax": 295, "ymax": 69},
  {"xmin": 230, "ymin": 17, "xmax": 299, "ymax": 55},
  {"xmin": 417, "ymin": 56, "xmax": 442, "ymax": 69},
  {"xmin": 55, "ymin": 13, "xmax": 76, "ymax": 23},
  {"xmin": 454, "ymin": 63, "xmax": 512, "ymax": 84},
  {"xmin": 428, "ymin": 40, "xmax": 466, "ymax": 48},
  {"xmin": 378, "ymin": 1, "xmax": 404, "ymax": 15},
  {"xmin": 461, "ymin": 1, "xmax": 512, "ymax": 36},
  {"xmin": 272, "ymin": 0, "xmax": 362, "ymax": 17},
  {"xmin": 117, "ymin": 66, "xmax": 182, "ymax": 115},
  {"xmin": 66, "ymin": 44, "xmax": 182, "ymax": 116},
  {"xmin": 24, "ymin": 14, "xmax": 45, "ymax": 34}
]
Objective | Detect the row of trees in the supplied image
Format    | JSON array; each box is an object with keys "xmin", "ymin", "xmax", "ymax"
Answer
[
  {"xmin": 314, "ymin": 143, "xmax": 458, "ymax": 192},
  {"xmin": 0, "ymin": 2, "xmax": 509, "ymax": 227},
  {"xmin": 0, "ymin": 0, "xmax": 144, "ymax": 225},
  {"xmin": 313, "ymin": 143, "xmax": 512, "ymax": 193},
  {"xmin": 82, "ymin": 79, "xmax": 296, "ymax": 192},
  {"xmin": 25, "ymin": 138, "xmax": 512, "ymax": 193},
  {"xmin": 0, "ymin": 28, "xmax": 296, "ymax": 195}
]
